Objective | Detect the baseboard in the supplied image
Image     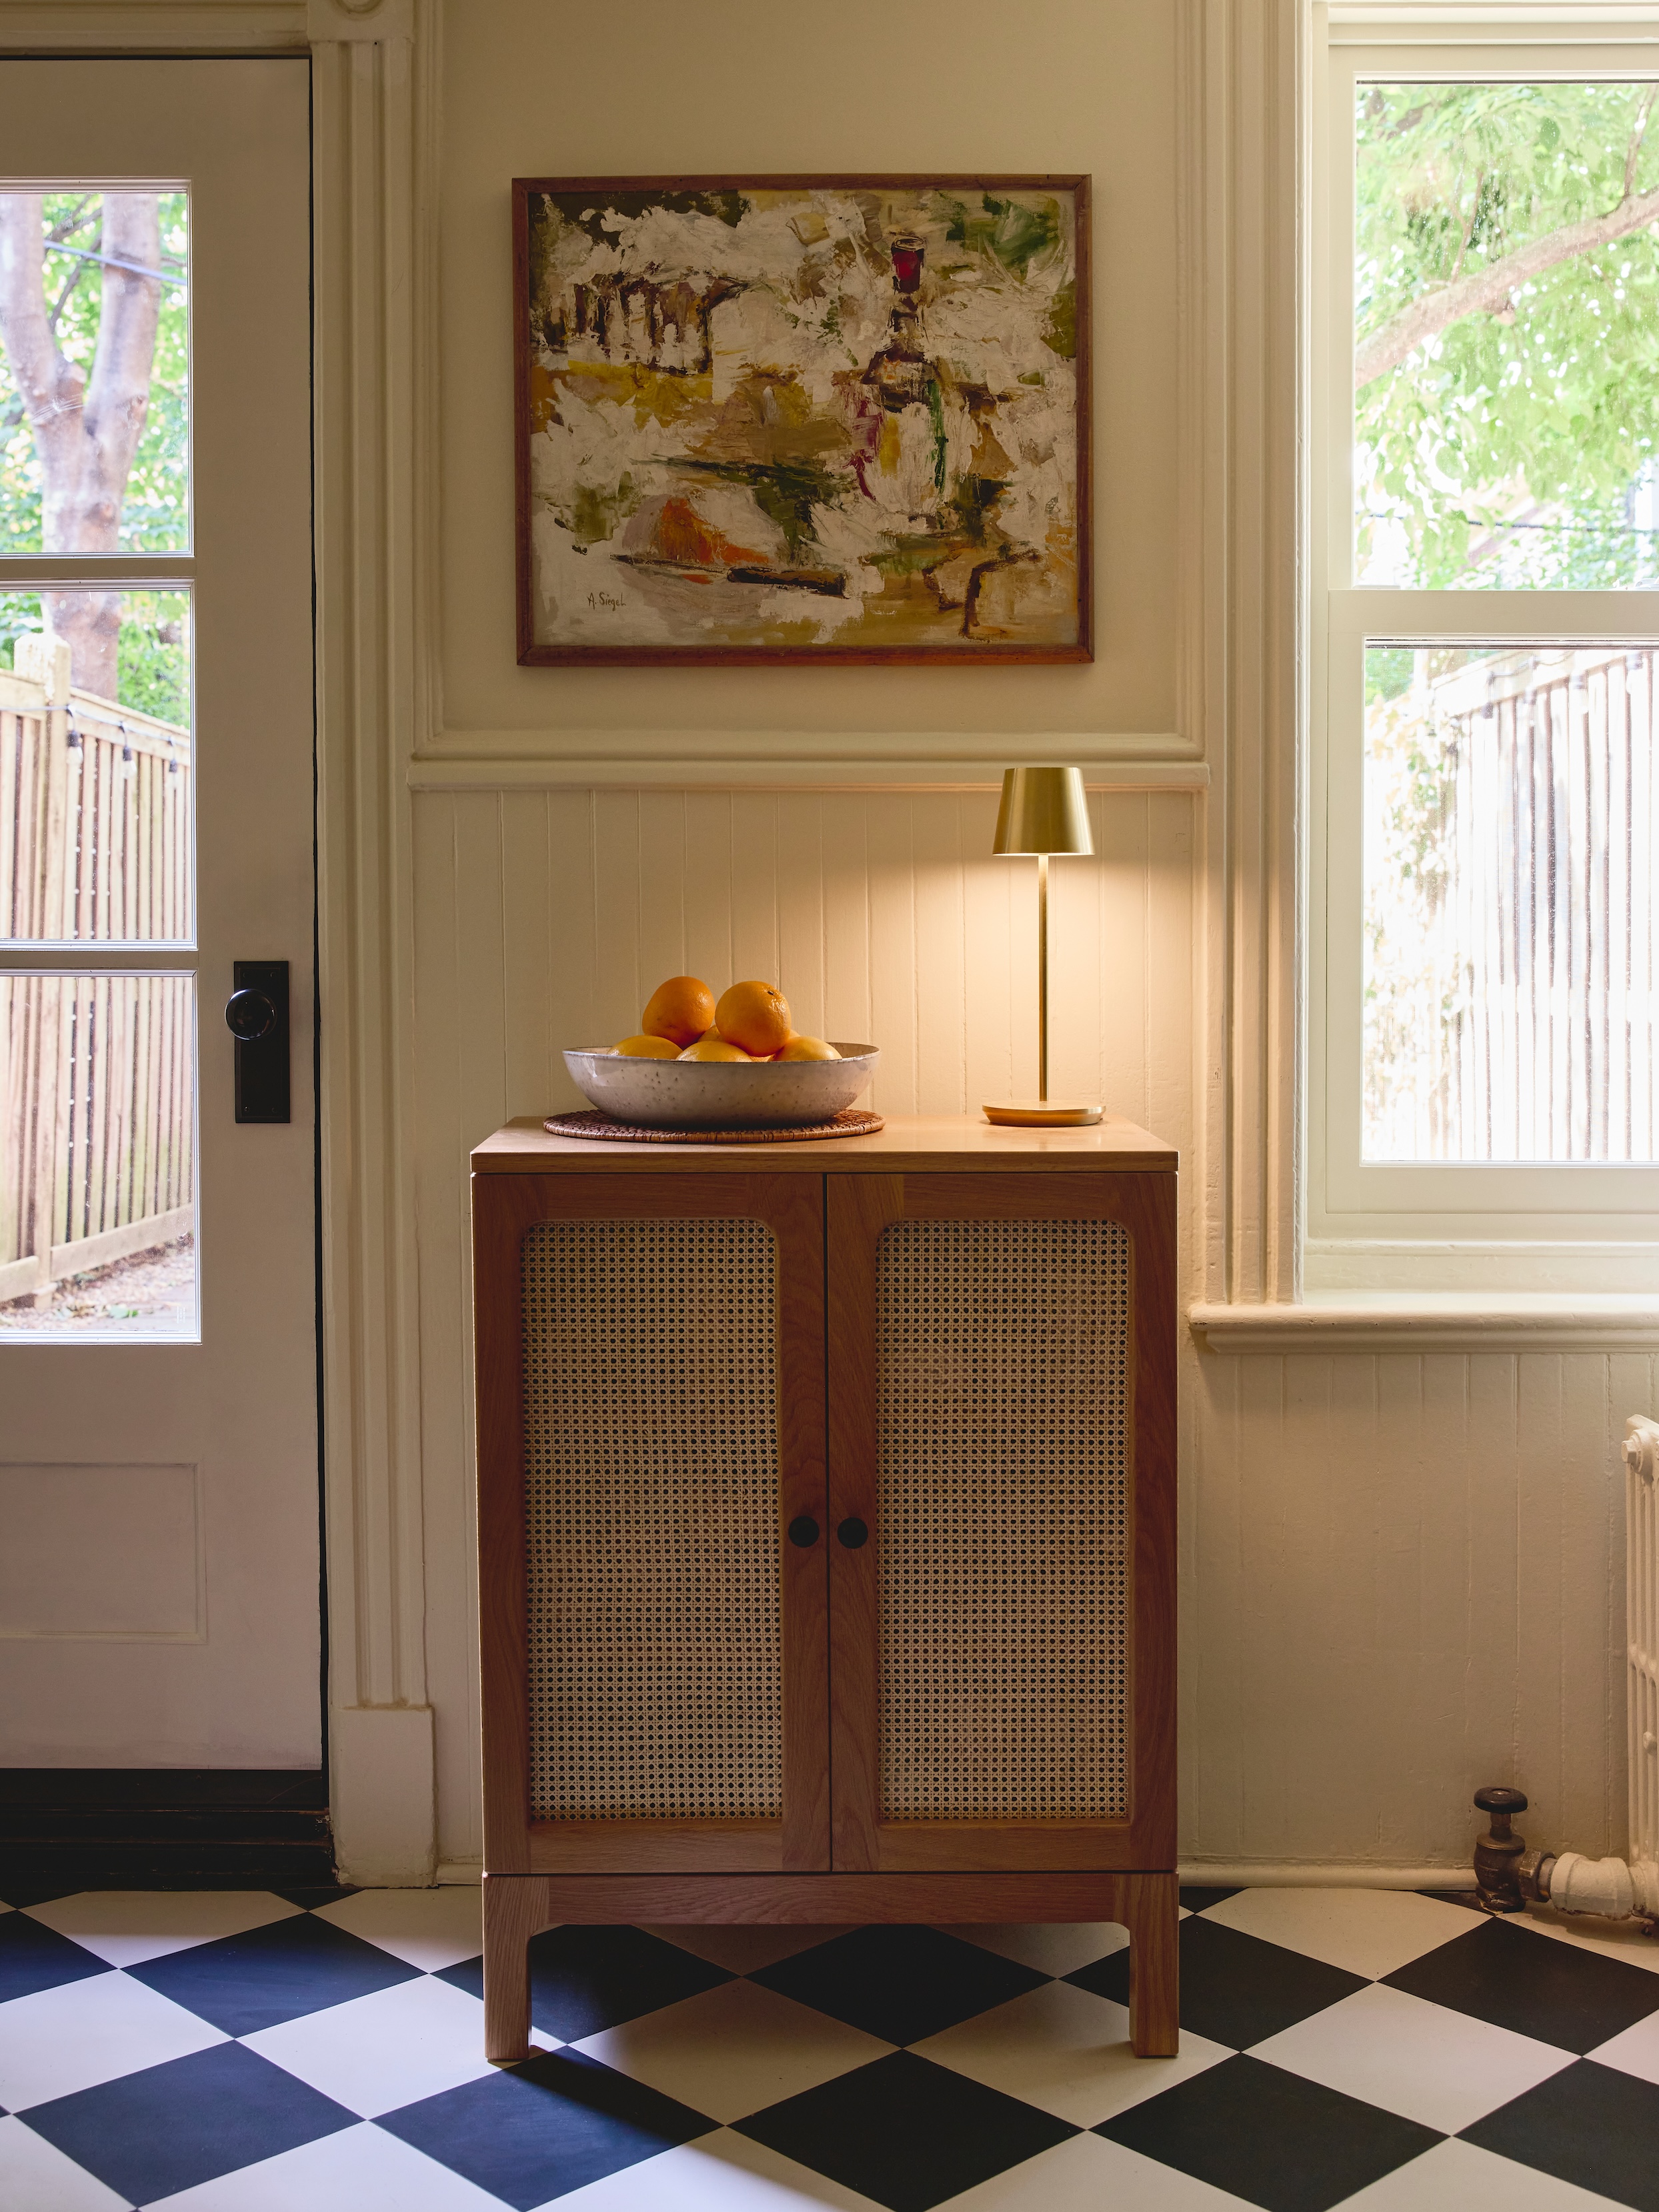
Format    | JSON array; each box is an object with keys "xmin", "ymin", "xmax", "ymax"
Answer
[
  {"xmin": 1179, "ymin": 1862, "xmax": 1478, "ymax": 1890},
  {"xmin": 0, "ymin": 1769, "xmax": 335, "ymax": 1892}
]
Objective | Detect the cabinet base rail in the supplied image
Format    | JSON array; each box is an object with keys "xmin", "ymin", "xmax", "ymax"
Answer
[{"xmin": 481, "ymin": 1867, "xmax": 1180, "ymax": 2062}]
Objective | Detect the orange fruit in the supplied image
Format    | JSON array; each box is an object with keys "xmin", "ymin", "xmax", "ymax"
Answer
[
  {"xmin": 641, "ymin": 974, "xmax": 716, "ymax": 1049},
  {"xmin": 679, "ymin": 1036, "xmax": 752, "ymax": 1062},
  {"xmin": 775, "ymin": 1034, "xmax": 840, "ymax": 1061},
  {"xmin": 613, "ymin": 1034, "xmax": 680, "ymax": 1058},
  {"xmin": 716, "ymin": 980, "xmax": 791, "ymax": 1057}
]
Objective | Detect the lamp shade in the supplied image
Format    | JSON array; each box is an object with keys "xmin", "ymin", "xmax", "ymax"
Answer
[{"xmin": 992, "ymin": 765, "xmax": 1093, "ymax": 856}]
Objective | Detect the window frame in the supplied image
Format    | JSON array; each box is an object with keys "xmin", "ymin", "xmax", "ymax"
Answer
[{"xmin": 1310, "ymin": 20, "xmax": 1659, "ymax": 1287}]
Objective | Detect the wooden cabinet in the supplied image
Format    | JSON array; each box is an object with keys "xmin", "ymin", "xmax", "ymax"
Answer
[{"xmin": 472, "ymin": 1115, "xmax": 1178, "ymax": 2061}]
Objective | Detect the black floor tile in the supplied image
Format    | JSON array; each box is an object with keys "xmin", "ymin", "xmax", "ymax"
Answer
[
  {"xmin": 1070, "ymin": 1913, "xmax": 1369, "ymax": 2050},
  {"xmin": 0, "ymin": 1910, "xmax": 107, "ymax": 2003},
  {"xmin": 1462, "ymin": 2059, "xmax": 1659, "ymax": 2212},
  {"xmin": 127, "ymin": 1907, "xmax": 421, "ymax": 2034},
  {"xmin": 735, "ymin": 2049, "xmax": 1076, "ymax": 2212},
  {"xmin": 439, "ymin": 1923, "xmax": 731, "ymax": 2041},
  {"xmin": 1418, "ymin": 1890, "xmax": 1490, "ymax": 1915},
  {"xmin": 1384, "ymin": 1916, "xmax": 1659, "ymax": 2053},
  {"xmin": 19, "ymin": 2040, "xmax": 355, "ymax": 2204},
  {"xmin": 0, "ymin": 1885, "xmax": 77, "ymax": 1909},
  {"xmin": 751, "ymin": 1924, "xmax": 1047, "ymax": 2046},
  {"xmin": 379, "ymin": 2047, "xmax": 711, "ymax": 2211},
  {"xmin": 1180, "ymin": 1886, "xmax": 1244, "ymax": 1913},
  {"xmin": 1099, "ymin": 2054, "xmax": 1443, "ymax": 2212}
]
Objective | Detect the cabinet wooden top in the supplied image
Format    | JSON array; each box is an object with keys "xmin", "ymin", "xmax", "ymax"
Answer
[{"xmin": 472, "ymin": 1114, "xmax": 1178, "ymax": 1175}]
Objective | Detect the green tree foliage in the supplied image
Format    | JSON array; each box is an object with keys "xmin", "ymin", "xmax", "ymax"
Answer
[
  {"xmin": 1357, "ymin": 83, "xmax": 1659, "ymax": 588},
  {"xmin": 0, "ymin": 192, "xmax": 189, "ymax": 716}
]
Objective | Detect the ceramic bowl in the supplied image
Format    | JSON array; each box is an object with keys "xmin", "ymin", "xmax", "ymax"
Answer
[{"xmin": 563, "ymin": 1043, "xmax": 879, "ymax": 1130}]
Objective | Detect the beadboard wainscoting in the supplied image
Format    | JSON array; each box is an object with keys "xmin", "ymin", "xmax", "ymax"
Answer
[{"xmin": 410, "ymin": 784, "xmax": 1646, "ymax": 1879}]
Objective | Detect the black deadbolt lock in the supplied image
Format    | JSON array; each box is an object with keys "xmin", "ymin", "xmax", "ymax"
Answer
[
  {"xmin": 787, "ymin": 1515, "xmax": 820, "ymax": 1548},
  {"xmin": 836, "ymin": 1516, "xmax": 869, "ymax": 1549},
  {"xmin": 225, "ymin": 960, "xmax": 290, "ymax": 1123}
]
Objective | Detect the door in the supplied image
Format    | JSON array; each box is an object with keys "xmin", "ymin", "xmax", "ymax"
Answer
[
  {"xmin": 474, "ymin": 1171, "xmax": 830, "ymax": 1875},
  {"xmin": 826, "ymin": 1170, "xmax": 1176, "ymax": 1872},
  {"xmin": 0, "ymin": 64, "xmax": 316, "ymax": 1767}
]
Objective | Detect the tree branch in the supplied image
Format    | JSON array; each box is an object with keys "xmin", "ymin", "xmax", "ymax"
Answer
[
  {"xmin": 79, "ymin": 194, "xmax": 160, "ymax": 548},
  {"xmin": 1356, "ymin": 183, "xmax": 1659, "ymax": 387},
  {"xmin": 1626, "ymin": 89, "xmax": 1656, "ymax": 200},
  {"xmin": 0, "ymin": 191, "xmax": 85, "ymax": 515}
]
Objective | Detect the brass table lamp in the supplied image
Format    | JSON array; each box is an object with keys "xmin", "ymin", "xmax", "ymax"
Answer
[{"xmin": 984, "ymin": 764, "xmax": 1103, "ymax": 1128}]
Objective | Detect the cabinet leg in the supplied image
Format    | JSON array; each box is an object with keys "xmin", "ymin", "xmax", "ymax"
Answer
[
  {"xmin": 483, "ymin": 1875, "xmax": 539, "ymax": 2064},
  {"xmin": 1126, "ymin": 1871, "xmax": 1180, "ymax": 2057}
]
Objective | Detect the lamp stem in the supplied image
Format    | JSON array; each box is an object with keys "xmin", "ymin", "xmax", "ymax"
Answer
[{"xmin": 1036, "ymin": 852, "xmax": 1049, "ymax": 1104}]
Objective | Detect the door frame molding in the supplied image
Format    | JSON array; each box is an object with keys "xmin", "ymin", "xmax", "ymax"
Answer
[{"xmin": 0, "ymin": 0, "xmax": 442, "ymax": 1881}]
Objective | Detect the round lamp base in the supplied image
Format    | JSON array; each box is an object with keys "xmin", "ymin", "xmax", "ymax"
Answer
[{"xmin": 982, "ymin": 1099, "xmax": 1104, "ymax": 1128}]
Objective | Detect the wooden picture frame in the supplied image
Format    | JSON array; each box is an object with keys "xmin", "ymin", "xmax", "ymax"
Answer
[{"xmin": 512, "ymin": 174, "xmax": 1092, "ymax": 666}]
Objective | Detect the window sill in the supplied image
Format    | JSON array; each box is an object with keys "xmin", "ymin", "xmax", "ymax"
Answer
[{"xmin": 1189, "ymin": 1293, "xmax": 1659, "ymax": 1353}]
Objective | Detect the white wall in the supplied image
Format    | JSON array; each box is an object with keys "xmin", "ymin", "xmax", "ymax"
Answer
[{"xmin": 417, "ymin": 0, "xmax": 1643, "ymax": 1875}]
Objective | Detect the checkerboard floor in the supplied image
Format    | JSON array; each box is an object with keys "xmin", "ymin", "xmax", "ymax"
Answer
[{"xmin": 3, "ymin": 1884, "xmax": 1658, "ymax": 2211}]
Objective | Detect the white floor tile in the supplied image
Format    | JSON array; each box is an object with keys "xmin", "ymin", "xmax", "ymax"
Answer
[
  {"xmin": 573, "ymin": 1977, "xmax": 890, "ymax": 2125},
  {"xmin": 0, "ymin": 2115, "xmax": 133, "ymax": 2212},
  {"xmin": 1250, "ymin": 1982, "xmax": 1572, "ymax": 2134},
  {"xmin": 313, "ymin": 1887, "xmax": 483, "ymax": 1973},
  {"xmin": 937, "ymin": 2131, "xmax": 1256, "ymax": 2211},
  {"xmin": 0, "ymin": 1968, "xmax": 227, "ymax": 2111},
  {"xmin": 916, "ymin": 1978, "xmax": 1228, "ymax": 2127},
  {"xmin": 641, "ymin": 1925, "xmax": 854, "ymax": 1975},
  {"xmin": 23, "ymin": 1891, "xmax": 301, "ymax": 1968},
  {"xmin": 1509, "ymin": 1907, "xmax": 1659, "ymax": 1976},
  {"xmin": 943, "ymin": 1921, "xmax": 1129, "ymax": 1977},
  {"xmin": 1196, "ymin": 1888, "xmax": 1478, "ymax": 1979},
  {"xmin": 240, "ymin": 1973, "xmax": 499, "ymax": 2117},
  {"xmin": 143, "ymin": 2119, "xmax": 509, "ymax": 2211},
  {"xmin": 1586, "ymin": 2006, "xmax": 1659, "ymax": 2086},
  {"xmin": 1331, "ymin": 2136, "xmax": 1629, "ymax": 2211},
  {"xmin": 539, "ymin": 2128, "xmax": 882, "ymax": 2210}
]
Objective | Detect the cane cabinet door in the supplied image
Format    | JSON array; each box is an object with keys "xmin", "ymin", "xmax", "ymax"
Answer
[
  {"xmin": 473, "ymin": 1172, "xmax": 828, "ymax": 1875},
  {"xmin": 825, "ymin": 1171, "xmax": 1176, "ymax": 1873}
]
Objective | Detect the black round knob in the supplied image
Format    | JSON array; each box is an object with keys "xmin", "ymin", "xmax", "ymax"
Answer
[
  {"xmin": 1475, "ymin": 1787, "xmax": 1528, "ymax": 1817},
  {"xmin": 837, "ymin": 1516, "xmax": 869, "ymax": 1549},
  {"xmin": 787, "ymin": 1516, "xmax": 819, "ymax": 1548},
  {"xmin": 225, "ymin": 988, "xmax": 277, "ymax": 1043}
]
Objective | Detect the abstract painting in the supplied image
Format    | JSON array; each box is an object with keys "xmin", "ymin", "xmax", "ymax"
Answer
[{"xmin": 513, "ymin": 175, "xmax": 1090, "ymax": 664}]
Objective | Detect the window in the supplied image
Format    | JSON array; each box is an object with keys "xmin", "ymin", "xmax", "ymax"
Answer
[{"xmin": 1312, "ymin": 21, "xmax": 1659, "ymax": 1289}]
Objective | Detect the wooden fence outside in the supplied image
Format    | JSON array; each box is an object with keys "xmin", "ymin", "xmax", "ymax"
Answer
[
  {"xmin": 1364, "ymin": 644, "xmax": 1659, "ymax": 1162},
  {"xmin": 1, "ymin": 666, "xmax": 194, "ymax": 1306}
]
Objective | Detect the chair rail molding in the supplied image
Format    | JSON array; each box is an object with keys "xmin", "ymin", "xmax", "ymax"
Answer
[
  {"xmin": 0, "ymin": 0, "xmax": 443, "ymax": 1885},
  {"xmin": 1179, "ymin": 0, "xmax": 1306, "ymax": 1308}
]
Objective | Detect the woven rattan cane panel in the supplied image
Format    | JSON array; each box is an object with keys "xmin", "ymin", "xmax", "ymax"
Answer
[
  {"xmin": 521, "ymin": 1217, "xmax": 781, "ymax": 1823},
  {"xmin": 876, "ymin": 1217, "xmax": 1130, "ymax": 1824}
]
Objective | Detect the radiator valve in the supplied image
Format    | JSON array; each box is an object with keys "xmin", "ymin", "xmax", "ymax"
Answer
[{"xmin": 1472, "ymin": 1787, "xmax": 1659, "ymax": 1931}]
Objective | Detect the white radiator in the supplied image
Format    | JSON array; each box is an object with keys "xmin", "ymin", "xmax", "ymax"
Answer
[{"xmin": 1626, "ymin": 1415, "xmax": 1659, "ymax": 1907}]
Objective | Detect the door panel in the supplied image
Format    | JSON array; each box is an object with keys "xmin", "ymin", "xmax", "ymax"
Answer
[
  {"xmin": 474, "ymin": 1172, "xmax": 829, "ymax": 1875},
  {"xmin": 0, "ymin": 61, "xmax": 315, "ymax": 1766},
  {"xmin": 827, "ymin": 1171, "xmax": 1176, "ymax": 1872}
]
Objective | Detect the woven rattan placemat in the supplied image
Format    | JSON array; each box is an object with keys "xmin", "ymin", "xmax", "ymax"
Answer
[{"xmin": 542, "ymin": 1107, "xmax": 885, "ymax": 1145}]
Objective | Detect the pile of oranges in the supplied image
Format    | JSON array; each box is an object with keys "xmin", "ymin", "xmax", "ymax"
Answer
[{"xmin": 613, "ymin": 978, "xmax": 840, "ymax": 1064}]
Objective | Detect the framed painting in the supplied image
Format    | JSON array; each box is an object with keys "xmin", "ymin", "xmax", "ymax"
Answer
[{"xmin": 512, "ymin": 175, "xmax": 1091, "ymax": 666}]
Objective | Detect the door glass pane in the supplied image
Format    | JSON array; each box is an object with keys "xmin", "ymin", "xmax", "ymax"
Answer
[
  {"xmin": 0, "ymin": 588, "xmax": 191, "ymax": 941},
  {"xmin": 1364, "ymin": 644, "xmax": 1659, "ymax": 1160},
  {"xmin": 0, "ymin": 970, "xmax": 195, "ymax": 1334},
  {"xmin": 1356, "ymin": 85, "xmax": 1659, "ymax": 588},
  {"xmin": 0, "ymin": 189, "xmax": 189, "ymax": 554}
]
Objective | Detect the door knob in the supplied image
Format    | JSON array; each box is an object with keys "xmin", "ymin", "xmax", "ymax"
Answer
[
  {"xmin": 836, "ymin": 1516, "xmax": 869, "ymax": 1549},
  {"xmin": 787, "ymin": 1516, "xmax": 819, "ymax": 1548},
  {"xmin": 226, "ymin": 960, "xmax": 290, "ymax": 1123},
  {"xmin": 225, "ymin": 988, "xmax": 277, "ymax": 1042}
]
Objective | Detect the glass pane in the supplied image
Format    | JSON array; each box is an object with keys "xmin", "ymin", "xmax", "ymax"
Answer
[
  {"xmin": 1364, "ymin": 644, "xmax": 1659, "ymax": 1160},
  {"xmin": 0, "ymin": 588, "xmax": 192, "ymax": 940},
  {"xmin": 0, "ymin": 972, "xmax": 195, "ymax": 1334},
  {"xmin": 0, "ymin": 189, "xmax": 189, "ymax": 556},
  {"xmin": 1356, "ymin": 85, "xmax": 1659, "ymax": 588}
]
